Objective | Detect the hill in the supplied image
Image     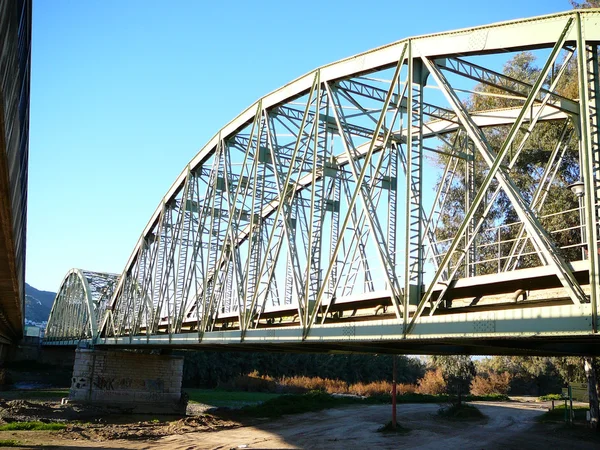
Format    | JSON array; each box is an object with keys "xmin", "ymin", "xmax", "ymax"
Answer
[{"xmin": 24, "ymin": 283, "xmax": 56, "ymax": 324}]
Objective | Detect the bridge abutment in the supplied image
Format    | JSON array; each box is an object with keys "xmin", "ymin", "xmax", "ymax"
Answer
[{"xmin": 69, "ymin": 348, "xmax": 186, "ymax": 414}]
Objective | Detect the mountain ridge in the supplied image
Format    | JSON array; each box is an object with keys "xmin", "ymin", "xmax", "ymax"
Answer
[{"xmin": 25, "ymin": 283, "xmax": 56, "ymax": 325}]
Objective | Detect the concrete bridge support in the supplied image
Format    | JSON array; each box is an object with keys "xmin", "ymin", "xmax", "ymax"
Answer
[{"xmin": 69, "ymin": 348, "xmax": 186, "ymax": 414}]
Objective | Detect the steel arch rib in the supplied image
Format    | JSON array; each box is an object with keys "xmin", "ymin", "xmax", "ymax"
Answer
[
  {"xmin": 94, "ymin": 9, "xmax": 600, "ymax": 342},
  {"xmin": 46, "ymin": 269, "xmax": 97, "ymax": 341}
]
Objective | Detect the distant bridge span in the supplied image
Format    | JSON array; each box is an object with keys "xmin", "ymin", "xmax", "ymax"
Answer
[{"xmin": 44, "ymin": 10, "xmax": 600, "ymax": 356}]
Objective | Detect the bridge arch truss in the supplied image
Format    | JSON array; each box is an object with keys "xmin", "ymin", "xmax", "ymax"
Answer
[
  {"xmin": 45, "ymin": 10, "xmax": 600, "ymax": 355},
  {"xmin": 44, "ymin": 270, "xmax": 118, "ymax": 343}
]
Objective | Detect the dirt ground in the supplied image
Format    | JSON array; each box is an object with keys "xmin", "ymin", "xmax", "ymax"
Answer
[{"xmin": 0, "ymin": 399, "xmax": 599, "ymax": 449}]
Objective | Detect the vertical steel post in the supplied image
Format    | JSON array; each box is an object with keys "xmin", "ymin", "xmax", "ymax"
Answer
[
  {"xmin": 387, "ymin": 146, "xmax": 399, "ymax": 286},
  {"xmin": 404, "ymin": 43, "xmax": 424, "ymax": 321},
  {"xmin": 576, "ymin": 14, "xmax": 600, "ymax": 331},
  {"xmin": 584, "ymin": 357, "xmax": 599, "ymax": 428},
  {"xmin": 466, "ymin": 137, "xmax": 476, "ymax": 277},
  {"xmin": 568, "ymin": 384, "xmax": 573, "ymax": 424}
]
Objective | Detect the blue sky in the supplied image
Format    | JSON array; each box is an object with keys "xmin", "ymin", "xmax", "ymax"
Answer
[{"xmin": 28, "ymin": 0, "xmax": 577, "ymax": 291}]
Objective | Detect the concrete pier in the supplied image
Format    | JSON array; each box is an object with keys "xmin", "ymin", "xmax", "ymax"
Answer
[{"xmin": 69, "ymin": 348, "xmax": 186, "ymax": 414}]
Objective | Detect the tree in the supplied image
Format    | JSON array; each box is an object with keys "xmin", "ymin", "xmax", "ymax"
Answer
[
  {"xmin": 470, "ymin": 372, "xmax": 512, "ymax": 396},
  {"xmin": 571, "ymin": 0, "xmax": 600, "ymax": 8},
  {"xmin": 430, "ymin": 355, "xmax": 475, "ymax": 404},
  {"xmin": 180, "ymin": 351, "xmax": 425, "ymax": 387},
  {"xmin": 434, "ymin": 50, "xmax": 581, "ymax": 275},
  {"xmin": 551, "ymin": 357, "xmax": 587, "ymax": 384},
  {"xmin": 416, "ymin": 368, "xmax": 446, "ymax": 395},
  {"xmin": 477, "ymin": 356, "xmax": 563, "ymax": 395}
]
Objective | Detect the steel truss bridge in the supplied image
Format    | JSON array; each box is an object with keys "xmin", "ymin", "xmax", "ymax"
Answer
[{"xmin": 44, "ymin": 10, "xmax": 600, "ymax": 355}]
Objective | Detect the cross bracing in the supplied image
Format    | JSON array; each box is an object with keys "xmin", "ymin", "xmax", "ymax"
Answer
[{"xmin": 44, "ymin": 10, "xmax": 600, "ymax": 355}]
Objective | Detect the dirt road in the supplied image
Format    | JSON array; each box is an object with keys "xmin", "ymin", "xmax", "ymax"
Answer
[
  {"xmin": 151, "ymin": 401, "xmax": 597, "ymax": 450},
  {"xmin": 2, "ymin": 401, "xmax": 599, "ymax": 449}
]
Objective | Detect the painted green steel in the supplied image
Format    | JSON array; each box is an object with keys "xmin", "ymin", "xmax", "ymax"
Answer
[
  {"xmin": 42, "ymin": 10, "xmax": 600, "ymax": 355},
  {"xmin": 576, "ymin": 14, "xmax": 600, "ymax": 332},
  {"xmin": 45, "ymin": 270, "xmax": 118, "ymax": 342}
]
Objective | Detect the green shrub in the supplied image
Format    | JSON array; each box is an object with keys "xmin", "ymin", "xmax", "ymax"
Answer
[
  {"xmin": 185, "ymin": 389, "xmax": 280, "ymax": 408},
  {"xmin": 0, "ymin": 439, "xmax": 23, "ymax": 447},
  {"xmin": 539, "ymin": 393, "xmax": 564, "ymax": 401},
  {"xmin": 0, "ymin": 421, "xmax": 66, "ymax": 431},
  {"xmin": 538, "ymin": 404, "xmax": 589, "ymax": 422},
  {"xmin": 239, "ymin": 391, "xmax": 360, "ymax": 418},
  {"xmin": 219, "ymin": 371, "xmax": 278, "ymax": 393},
  {"xmin": 437, "ymin": 403, "xmax": 486, "ymax": 421}
]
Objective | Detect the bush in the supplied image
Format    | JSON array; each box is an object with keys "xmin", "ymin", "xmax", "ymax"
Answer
[
  {"xmin": 416, "ymin": 369, "xmax": 446, "ymax": 395},
  {"xmin": 470, "ymin": 372, "xmax": 512, "ymax": 396},
  {"xmin": 219, "ymin": 371, "xmax": 278, "ymax": 392},
  {"xmin": 537, "ymin": 404, "xmax": 589, "ymax": 422},
  {"xmin": 539, "ymin": 393, "xmax": 563, "ymax": 401},
  {"xmin": 437, "ymin": 403, "xmax": 486, "ymax": 421},
  {"xmin": 239, "ymin": 391, "xmax": 358, "ymax": 418}
]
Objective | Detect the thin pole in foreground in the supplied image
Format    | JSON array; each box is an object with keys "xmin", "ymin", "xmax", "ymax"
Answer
[{"xmin": 392, "ymin": 355, "xmax": 397, "ymax": 429}]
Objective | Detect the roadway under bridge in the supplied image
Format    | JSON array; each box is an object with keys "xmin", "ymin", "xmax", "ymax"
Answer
[{"xmin": 43, "ymin": 9, "xmax": 600, "ymax": 356}]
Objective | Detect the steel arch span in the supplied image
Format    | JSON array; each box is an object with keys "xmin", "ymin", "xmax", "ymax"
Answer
[
  {"xmin": 44, "ymin": 270, "xmax": 118, "ymax": 343},
  {"xmin": 44, "ymin": 10, "xmax": 600, "ymax": 355}
]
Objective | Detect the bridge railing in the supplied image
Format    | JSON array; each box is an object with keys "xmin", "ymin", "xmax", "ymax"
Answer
[{"xmin": 433, "ymin": 204, "xmax": 593, "ymax": 277}]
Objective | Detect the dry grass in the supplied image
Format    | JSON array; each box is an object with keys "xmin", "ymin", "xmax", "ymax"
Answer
[
  {"xmin": 278, "ymin": 375, "xmax": 348, "ymax": 394},
  {"xmin": 397, "ymin": 383, "xmax": 418, "ymax": 394},
  {"xmin": 348, "ymin": 380, "xmax": 392, "ymax": 396},
  {"xmin": 223, "ymin": 373, "xmax": 421, "ymax": 397},
  {"xmin": 222, "ymin": 369, "xmax": 450, "ymax": 398}
]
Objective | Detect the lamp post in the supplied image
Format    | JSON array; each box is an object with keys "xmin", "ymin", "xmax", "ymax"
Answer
[{"xmin": 568, "ymin": 180, "xmax": 585, "ymax": 260}]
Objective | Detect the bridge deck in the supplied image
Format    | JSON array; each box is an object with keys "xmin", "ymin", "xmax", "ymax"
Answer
[{"xmin": 204, "ymin": 260, "xmax": 591, "ymax": 326}]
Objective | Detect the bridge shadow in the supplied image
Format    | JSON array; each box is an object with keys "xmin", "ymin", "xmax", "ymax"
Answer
[
  {"xmin": 166, "ymin": 401, "xmax": 600, "ymax": 450},
  {"xmin": 22, "ymin": 447, "xmax": 133, "ymax": 450}
]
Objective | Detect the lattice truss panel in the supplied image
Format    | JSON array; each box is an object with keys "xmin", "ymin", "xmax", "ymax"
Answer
[
  {"xmin": 50, "ymin": 11, "xmax": 600, "ymax": 342},
  {"xmin": 45, "ymin": 270, "xmax": 118, "ymax": 341}
]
